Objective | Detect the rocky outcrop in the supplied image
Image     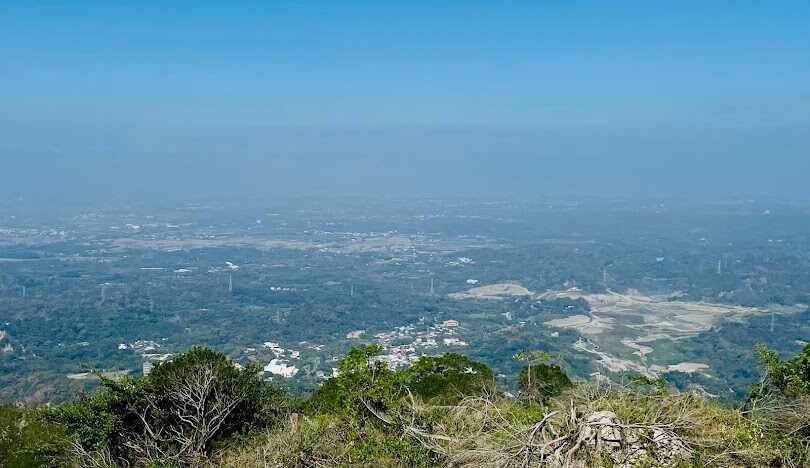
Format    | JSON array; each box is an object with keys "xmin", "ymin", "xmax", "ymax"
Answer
[{"xmin": 567, "ymin": 411, "xmax": 691, "ymax": 467}]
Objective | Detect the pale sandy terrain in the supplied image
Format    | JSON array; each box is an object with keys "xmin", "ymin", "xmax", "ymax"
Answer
[
  {"xmin": 620, "ymin": 339, "xmax": 654, "ymax": 359},
  {"xmin": 544, "ymin": 315, "xmax": 615, "ymax": 335},
  {"xmin": 664, "ymin": 362, "xmax": 710, "ymax": 373},
  {"xmin": 542, "ymin": 289, "xmax": 764, "ymax": 340},
  {"xmin": 542, "ymin": 288, "xmax": 792, "ymax": 378},
  {"xmin": 112, "ymin": 237, "xmax": 321, "ymax": 251},
  {"xmin": 342, "ymin": 235, "xmax": 413, "ymax": 253},
  {"xmin": 449, "ymin": 283, "xmax": 532, "ymax": 300},
  {"xmin": 574, "ymin": 339, "xmax": 655, "ymax": 377},
  {"xmin": 67, "ymin": 370, "xmax": 130, "ymax": 380}
]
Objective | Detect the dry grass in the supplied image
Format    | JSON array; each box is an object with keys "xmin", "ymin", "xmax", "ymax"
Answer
[
  {"xmin": 210, "ymin": 415, "xmax": 429, "ymax": 468},
  {"xmin": 212, "ymin": 382, "xmax": 807, "ymax": 468}
]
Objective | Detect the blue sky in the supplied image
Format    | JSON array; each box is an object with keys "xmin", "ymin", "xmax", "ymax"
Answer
[{"xmin": 1, "ymin": 1, "xmax": 809, "ymax": 200}]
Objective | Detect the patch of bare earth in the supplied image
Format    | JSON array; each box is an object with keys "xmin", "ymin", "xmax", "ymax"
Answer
[{"xmin": 449, "ymin": 282, "xmax": 532, "ymax": 300}]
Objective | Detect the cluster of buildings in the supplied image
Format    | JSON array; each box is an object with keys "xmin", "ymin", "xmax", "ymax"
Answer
[
  {"xmin": 120, "ymin": 318, "xmax": 468, "ymax": 382},
  {"xmin": 371, "ymin": 319, "xmax": 467, "ymax": 369},
  {"xmin": 303, "ymin": 341, "xmax": 326, "ymax": 351},
  {"xmin": 118, "ymin": 340, "xmax": 172, "ymax": 361},
  {"xmin": 443, "ymin": 337, "xmax": 468, "ymax": 346},
  {"xmin": 204, "ymin": 261, "xmax": 240, "ymax": 274},
  {"xmin": 263, "ymin": 359, "xmax": 299, "ymax": 378},
  {"xmin": 259, "ymin": 341, "xmax": 301, "ymax": 378},
  {"xmin": 315, "ymin": 368, "xmax": 340, "ymax": 380},
  {"xmin": 446, "ymin": 256, "xmax": 475, "ymax": 266},
  {"xmin": 118, "ymin": 340, "xmax": 172, "ymax": 375}
]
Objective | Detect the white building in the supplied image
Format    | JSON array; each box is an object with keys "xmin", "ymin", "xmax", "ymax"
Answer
[
  {"xmin": 443, "ymin": 337, "xmax": 468, "ymax": 346},
  {"xmin": 263, "ymin": 359, "xmax": 299, "ymax": 378}
]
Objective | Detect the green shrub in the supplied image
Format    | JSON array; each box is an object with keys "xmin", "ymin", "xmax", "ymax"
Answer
[
  {"xmin": 518, "ymin": 362, "xmax": 572, "ymax": 401},
  {"xmin": 47, "ymin": 346, "xmax": 286, "ymax": 466},
  {"xmin": 753, "ymin": 343, "xmax": 810, "ymax": 398},
  {"xmin": 405, "ymin": 353, "xmax": 495, "ymax": 404},
  {"xmin": 305, "ymin": 345, "xmax": 406, "ymax": 420},
  {"xmin": 0, "ymin": 404, "xmax": 67, "ymax": 467}
]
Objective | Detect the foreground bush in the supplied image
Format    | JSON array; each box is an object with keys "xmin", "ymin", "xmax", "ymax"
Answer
[
  {"xmin": 518, "ymin": 361, "xmax": 572, "ymax": 401},
  {"xmin": 306, "ymin": 346, "xmax": 495, "ymax": 415},
  {"xmin": 305, "ymin": 344, "xmax": 405, "ymax": 418},
  {"xmin": 0, "ymin": 404, "xmax": 66, "ymax": 467},
  {"xmin": 47, "ymin": 346, "xmax": 286, "ymax": 466},
  {"xmin": 405, "ymin": 352, "xmax": 495, "ymax": 404}
]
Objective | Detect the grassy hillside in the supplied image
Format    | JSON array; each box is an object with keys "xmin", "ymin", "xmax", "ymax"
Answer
[{"xmin": 3, "ymin": 344, "xmax": 810, "ymax": 467}]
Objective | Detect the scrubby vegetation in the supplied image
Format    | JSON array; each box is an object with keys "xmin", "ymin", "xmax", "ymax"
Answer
[{"xmin": 3, "ymin": 344, "xmax": 810, "ymax": 467}]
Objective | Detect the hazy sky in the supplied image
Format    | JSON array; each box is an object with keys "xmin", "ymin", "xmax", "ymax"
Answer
[{"xmin": 2, "ymin": 1, "xmax": 809, "ymax": 201}]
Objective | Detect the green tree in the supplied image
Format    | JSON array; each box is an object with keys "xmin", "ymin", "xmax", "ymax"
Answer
[
  {"xmin": 751, "ymin": 343, "xmax": 810, "ymax": 400},
  {"xmin": 0, "ymin": 404, "xmax": 66, "ymax": 468},
  {"xmin": 308, "ymin": 345, "xmax": 405, "ymax": 421},
  {"xmin": 405, "ymin": 353, "xmax": 495, "ymax": 404},
  {"xmin": 515, "ymin": 350, "xmax": 571, "ymax": 401},
  {"xmin": 47, "ymin": 346, "xmax": 285, "ymax": 466}
]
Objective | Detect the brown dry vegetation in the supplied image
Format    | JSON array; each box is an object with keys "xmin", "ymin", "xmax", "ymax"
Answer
[{"xmin": 211, "ymin": 381, "xmax": 807, "ymax": 468}]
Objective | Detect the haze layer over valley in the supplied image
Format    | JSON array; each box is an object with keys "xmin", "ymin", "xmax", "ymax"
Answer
[{"xmin": 2, "ymin": 197, "xmax": 809, "ymax": 404}]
